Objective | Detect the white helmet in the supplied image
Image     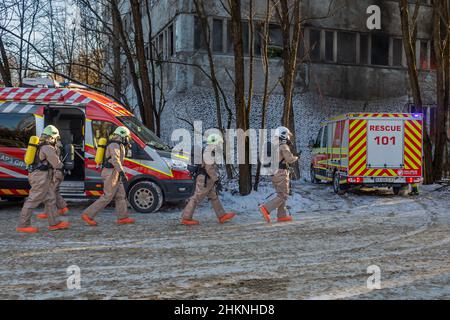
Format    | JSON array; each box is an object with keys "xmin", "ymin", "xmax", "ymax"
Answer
[{"xmin": 274, "ymin": 126, "xmax": 292, "ymax": 140}]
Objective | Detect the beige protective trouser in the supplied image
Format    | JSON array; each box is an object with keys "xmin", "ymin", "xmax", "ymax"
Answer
[
  {"xmin": 18, "ymin": 170, "xmax": 59, "ymax": 228},
  {"xmin": 262, "ymin": 169, "xmax": 290, "ymax": 218},
  {"xmin": 182, "ymin": 174, "xmax": 225, "ymax": 220},
  {"xmin": 82, "ymin": 168, "xmax": 128, "ymax": 219},
  {"xmin": 43, "ymin": 178, "xmax": 67, "ymax": 213}
]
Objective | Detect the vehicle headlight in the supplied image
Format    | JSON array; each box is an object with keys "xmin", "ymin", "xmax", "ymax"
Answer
[{"xmin": 163, "ymin": 157, "xmax": 188, "ymax": 171}]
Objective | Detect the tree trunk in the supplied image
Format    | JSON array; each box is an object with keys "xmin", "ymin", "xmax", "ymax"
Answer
[
  {"xmin": 229, "ymin": 0, "xmax": 252, "ymax": 195},
  {"xmin": 277, "ymin": 0, "xmax": 302, "ymax": 180},
  {"xmin": 432, "ymin": 0, "xmax": 450, "ymax": 181},
  {"xmin": 111, "ymin": 3, "xmax": 122, "ymax": 99},
  {"xmin": 0, "ymin": 36, "xmax": 12, "ymax": 86},
  {"xmin": 399, "ymin": 0, "xmax": 434, "ymax": 184},
  {"xmin": 254, "ymin": 0, "xmax": 272, "ymax": 191},
  {"xmin": 130, "ymin": 0, "xmax": 155, "ymax": 130}
]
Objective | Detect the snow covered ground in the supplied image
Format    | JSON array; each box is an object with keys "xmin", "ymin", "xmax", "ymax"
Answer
[{"xmin": 0, "ymin": 181, "xmax": 448, "ymax": 300}]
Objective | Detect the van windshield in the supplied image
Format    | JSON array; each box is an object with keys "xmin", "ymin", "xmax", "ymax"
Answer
[{"xmin": 118, "ymin": 116, "xmax": 171, "ymax": 151}]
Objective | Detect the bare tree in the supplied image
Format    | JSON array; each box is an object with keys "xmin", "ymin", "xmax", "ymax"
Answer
[
  {"xmin": 228, "ymin": 0, "xmax": 252, "ymax": 195},
  {"xmin": 0, "ymin": 35, "xmax": 13, "ymax": 86},
  {"xmin": 399, "ymin": 0, "xmax": 434, "ymax": 184},
  {"xmin": 431, "ymin": 0, "xmax": 450, "ymax": 181}
]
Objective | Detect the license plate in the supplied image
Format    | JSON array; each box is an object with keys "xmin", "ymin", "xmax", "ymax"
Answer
[{"xmin": 374, "ymin": 178, "xmax": 395, "ymax": 183}]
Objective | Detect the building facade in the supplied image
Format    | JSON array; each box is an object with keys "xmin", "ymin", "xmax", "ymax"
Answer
[{"xmin": 111, "ymin": 0, "xmax": 438, "ymax": 172}]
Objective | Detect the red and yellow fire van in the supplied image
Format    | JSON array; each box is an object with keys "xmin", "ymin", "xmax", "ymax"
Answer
[
  {"xmin": 0, "ymin": 87, "xmax": 193, "ymax": 212},
  {"xmin": 310, "ymin": 113, "xmax": 423, "ymax": 194}
]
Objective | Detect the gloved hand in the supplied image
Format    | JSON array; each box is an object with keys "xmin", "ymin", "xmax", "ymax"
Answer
[{"xmin": 119, "ymin": 171, "xmax": 128, "ymax": 184}]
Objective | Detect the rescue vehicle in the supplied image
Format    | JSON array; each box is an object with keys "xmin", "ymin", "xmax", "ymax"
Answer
[
  {"xmin": 0, "ymin": 85, "xmax": 194, "ymax": 212},
  {"xmin": 310, "ymin": 113, "xmax": 423, "ymax": 194}
]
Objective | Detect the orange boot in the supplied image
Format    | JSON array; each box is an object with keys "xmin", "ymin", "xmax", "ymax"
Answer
[
  {"xmin": 117, "ymin": 217, "xmax": 135, "ymax": 225},
  {"xmin": 277, "ymin": 216, "xmax": 293, "ymax": 222},
  {"xmin": 82, "ymin": 213, "xmax": 98, "ymax": 226},
  {"xmin": 16, "ymin": 226, "xmax": 39, "ymax": 233},
  {"xmin": 259, "ymin": 206, "xmax": 271, "ymax": 223},
  {"xmin": 48, "ymin": 221, "xmax": 70, "ymax": 231},
  {"xmin": 218, "ymin": 212, "xmax": 236, "ymax": 224},
  {"xmin": 181, "ymin": 218, "xmax": 200, "ymax": 225},
  {"xmin": 37, "ymin": 207, "xmax": 69, "ymax": 219},
  {"xmin": 58, "ymin": 207, "xmax": 69, "ymax": 215}
]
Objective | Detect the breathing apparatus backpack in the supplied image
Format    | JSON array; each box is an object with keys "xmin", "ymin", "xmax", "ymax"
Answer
[
  {"xmin": 24, "ymin": 137, "xmax": 51, "ymax": 172},
  {"xmin": 24, "ymin": 136, "xmax": 40, "ymax": 166},
  {"xmin": 96, "ymin": 138, "xmax": 129, "ymax": 168},
  {"xmin": 94, "ymin": 138, "xmax": 108, "ymax": 165}
]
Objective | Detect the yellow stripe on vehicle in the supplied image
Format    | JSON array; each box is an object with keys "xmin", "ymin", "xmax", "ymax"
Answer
[
  {"xmin": 404, "ymin": 147, "xmax": 421, "ymax": 166},
  {"xmin": 350, "ymin": 122, "xmax": 366, "ymax": 139},
  {"xmin": 125, "ymin": 158, "xmax": 174, "ymax": 178}
]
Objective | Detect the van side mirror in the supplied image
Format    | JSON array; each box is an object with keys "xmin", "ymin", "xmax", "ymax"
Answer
[{"xmin": 308, "ymin": 139, "xmax": 315, "ymax": 149}]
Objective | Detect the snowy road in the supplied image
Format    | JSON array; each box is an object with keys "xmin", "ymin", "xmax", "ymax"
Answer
[{"xmin": 0, "ymin": 182, "xmax": 449, "ymax": 299}]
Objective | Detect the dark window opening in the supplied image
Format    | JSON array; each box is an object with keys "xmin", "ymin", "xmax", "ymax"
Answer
[
  {"xmin": 325, "ymin": 31, "xmax": 334, "ymax": 62},
  {"xmin": 420, "ymin": 40, "xmax": 429, "ymax": 69},
  {"xmin": 371, "ymin": 33, "xmax": 389, "ymax": 66},
  {"xmin": 194, "ymin": 16, "xmax": 207, "ymax": 50},
  {"xmin": 337, "ymin": 32, "xmax": 356, "ymax": 64},
  {"xmin": 309, "ymin": 29, "xmax": 321, "ymax": 62},
  {"xmin": 360, "ymin": 34, "xmax": 369, "ymax": 64},
  {"xmin": 213, "ymin": 19, "xmax": 223, "ymax": 52},
  {"xmin": 168, "ymin": 24, "xmax": 174, "ymax": 56},
  {"xmin": 393, "ymin": 38, "xmax": 403, "ymax": 66}
]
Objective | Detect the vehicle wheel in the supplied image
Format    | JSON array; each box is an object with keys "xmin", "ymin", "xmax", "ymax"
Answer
[
  {"xmin": 333, "ymin": 171, "xmax": 346, "ymax": 195},
  {"xmin": 128, "ymin": 181, "xmax": 163, "ymax": 213},
  {"xmin": 310, "ymin": 166, "xmax": 319, "ymax": 184}
]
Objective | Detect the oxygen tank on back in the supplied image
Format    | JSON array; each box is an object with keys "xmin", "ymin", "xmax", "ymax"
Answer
[
  {"xmin": 95, "ymin": 138, "xmax": 107, "ymax": 165},
  {"xmin": 24, "ymin": 136, "xmax": 40, "ymax": 166}
]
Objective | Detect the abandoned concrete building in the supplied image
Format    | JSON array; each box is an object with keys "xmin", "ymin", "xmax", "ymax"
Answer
[{"xmin": 111, "ymin": 0, "xmax": 437, "ymax": 157}]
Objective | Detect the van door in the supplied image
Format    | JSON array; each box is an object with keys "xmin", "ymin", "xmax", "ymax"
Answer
[{"xmin": 44, "ymin": 106, "xmax": 86, "ymax": 195}]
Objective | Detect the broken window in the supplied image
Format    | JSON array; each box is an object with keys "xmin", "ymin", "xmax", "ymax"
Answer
[
  {"xmin": 254, "ymin": 22, "xmax": 264, "ymax": 56},
  {"xmin": 337, "ymin": 31, "xmax": 356, "ymax": 64},
  {"xmin": 393, "ymin": 38, "xmax": 403, "ymax": 66},
  {"xmin": 158, "ymin": 33, "xmax": 164, "ymax": 57},
  {"xmin": 227, "ymin": 20, "xmax": 249, "ymax": 54},
  {"xmin": 360, "ymin": 34, "xmax": 369, "ymax": 64},
  {"xmin": 325, "ymin": 31, "xmax": 334, "ymax": 62},
  {"xmin": 268, "ymin": 24, "xmax": 282, "ymax": 47},
  {"xmin": 194, "ymin": 16, "xmax": 207, "ymax": 50},
  {"xmin": 371, "ymin": 33, "xmax": 389, "ymax": 66},
  {"xmin": 309, "ymin": 29, "xmax": 321, "ymax": 62},
  {"xmin": 242, "ymin": 21, "xmax": 249, "ymax": 54},
  {"xmin": 168, "ymin": 24, "xmax": 174, "ymax": 56},
  {"xmin": 213, "ymin": 19, "xmax": 223, "ymax": 53},
  {"xmin": 419, "ymin": 40, "xmax": 429, "ymax": 69},
  {"xmin": 430, "ymin": 41, "xmax": 437, "ymax": 70}
]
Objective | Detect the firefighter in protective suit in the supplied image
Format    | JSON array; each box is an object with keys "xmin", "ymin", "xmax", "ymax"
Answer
[
  {"xmin": 181, "ymin": 133, "xmax": 236, "ymax": 225},
  {"xmin": 17, "ymin": 125, "xmax": 70, "ymax": 233},
  {"xmin": 81, "ymin": 126, "xmax": 135, "ymax": 226},
  {"xmin": 259, "ymin": 126, "xmax": 298, "ymax": 223},
  {"xmin": 36, "ymin": 138, "xmax": 69, "ymax": 220}
]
